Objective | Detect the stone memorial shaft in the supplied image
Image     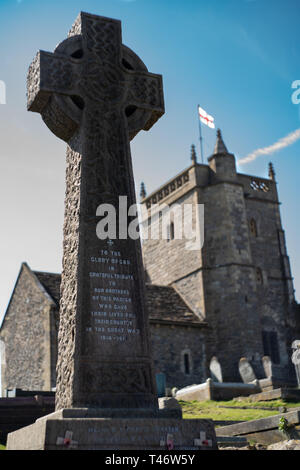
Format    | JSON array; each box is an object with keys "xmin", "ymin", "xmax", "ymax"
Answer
[
  {"xmin": 27, "ymin": 12, "xmax": 164, "ymax": 410},
  {"xmin": 6, "ymin": 13, "xmax": 217, "ymax": 449}
]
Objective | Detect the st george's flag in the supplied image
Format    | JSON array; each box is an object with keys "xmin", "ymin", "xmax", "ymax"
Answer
[{"xmin": 198, "ymin": 105, "xmax": 215, "ymax": 129}]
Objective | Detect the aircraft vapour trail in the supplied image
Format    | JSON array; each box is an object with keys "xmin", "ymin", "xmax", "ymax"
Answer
[{"xmin": 239, "ymin": 128, "xmax": 300, "ymax": 165}]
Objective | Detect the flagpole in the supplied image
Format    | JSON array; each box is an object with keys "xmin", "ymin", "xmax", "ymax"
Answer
[{"xmin": 197, "ymin": 104, "xmax": 204, "ymax": 163}]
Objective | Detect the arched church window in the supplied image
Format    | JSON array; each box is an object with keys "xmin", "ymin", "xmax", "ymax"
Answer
[
  {"xmin": 250, "ymin": 218, "xmax": 258, "ymax": 237},
  {"xmin": 181, "ymin": 349, "xmax": 193, "ymax": 375},
  {"xmin": 170, "ymin": 222, "xmax": 175, "ymax": 240},
  {"xmin": 184, "ymin": 353, "xmax": 190, "ymax": 375},
  {"xmin": 167, "ymin": 221, "xmax": 175, "ymax": 242}
]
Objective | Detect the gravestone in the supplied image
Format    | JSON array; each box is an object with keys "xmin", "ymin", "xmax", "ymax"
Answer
[
  {"xmin": 262, "ymin": 356, "xmax": 272, "ymax": 378},
  {"xmin": 209, "ymin": 356, "xmax": 223, "ymax": 383},
  {"xmin": 155, "ymin": 372, "xmax": 166, "ymax": 398},
  {"xmin": 7, "ymin": 12, "xmax": 217, "ymax": 450},
  {"xmin": 291, "ymin": 340, "xmax": 300, "ymax": 388},
  {"xmin": 238, "ymin": 357, "xmax": 257, "ymax": 383}
]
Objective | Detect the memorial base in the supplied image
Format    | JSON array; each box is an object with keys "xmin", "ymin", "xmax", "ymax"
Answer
[{"xmin": 6, "ymin": 408, "xmax": 218, "ymax": 450}]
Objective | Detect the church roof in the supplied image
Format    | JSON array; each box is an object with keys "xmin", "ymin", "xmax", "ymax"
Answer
[
  {"xmin": 33, "ymin": 271, "xmax": 205, "ymax": 326},
  {"xmin": 145, "ymin": 284, "xmax": 204, "ymax": 325},
  {"xmin": 33, "ymin": 271, "xmax": 61, "ymax": 306}
]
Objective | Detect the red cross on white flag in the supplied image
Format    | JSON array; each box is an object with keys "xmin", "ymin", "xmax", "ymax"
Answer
[{"xmin": 198, "ymin": 106, "xmax": 215, "ymax": 129}]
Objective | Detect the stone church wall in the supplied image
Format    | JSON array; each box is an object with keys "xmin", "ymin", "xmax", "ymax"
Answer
[
  {"xmin": 244, "ymin": 186, "xmax": 296, "ymax": 375},
  {"xmin": 150, "ymin": 322, "xmax": 207, "ymax": 389},
  {"xmin": 0, "ymin": 266, "xmax": 52, "ymax": 395},
  {"xmin": 142, "ymin": 190, "xmax": 202, "ymax": 287}
]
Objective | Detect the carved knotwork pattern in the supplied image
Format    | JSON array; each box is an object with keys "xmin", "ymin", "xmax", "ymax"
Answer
[
  {"xmin": 27, "ymin": 53, "xmax": 75, "ymax": 114},
  {"xmin": 43, "ymin": 55, "xmax": 74, "ymax": 90},
  {"xmin": 83, "ymin": 109, "xmax": 128, "ymax": 210},
  {"xmin": 83, "ymin": 365, "xmax": 151, "ymax": 394},
  {"xmin": 130, "ymin": 76, "xmax": 161, "ymax": 109},
  {"xmin": 79, "ymin": 60, "xmax": 124, "ymax": 104},
  {"xmin": 80, "ymin": 18, "xmax": 124, "ymax": 104},
  {"xmin": 85, "ymin": 16, "xmax": 120, "ymax": 64}
]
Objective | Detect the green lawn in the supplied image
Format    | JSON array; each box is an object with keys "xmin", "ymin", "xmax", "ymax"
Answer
[
  {"xmin": 180, "ymin": 399, "xmax": 300, "ymax": 423},
  {"xmin": 0, "ymin": 444, "xmax": 5, "ymax": 450}
]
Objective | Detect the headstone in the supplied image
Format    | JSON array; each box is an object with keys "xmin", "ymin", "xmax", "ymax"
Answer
[
  {"xmin": 291, "ymin": 340, "xmax": 300, "ymax": 387},
  {"xmin": 158, "ymin": 397, "xmax": 182, "ymax": 418},
  {"xmin": 239, "ymin": 357, "xmax": 257, "ymax": 383},
  {"xmin": 7, "ymin": 12, "xmax": 217, "ymax": 450},
  {"xmin": 209, "ymin": 356, "xmax": 223, "ymax": 383},
  {"xmin": 155, "ymin": 372, "xmax": 166, "ymax": 398},
  {"xmin": 262, "ymin": 356, "xmax": 273, "ymax": 378},
  {"xmin": 158, "ymin": 397, "xmax": 181, "ymax": 410}
]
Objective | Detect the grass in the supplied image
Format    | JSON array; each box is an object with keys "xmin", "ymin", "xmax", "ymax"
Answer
[
  {"xmin": 0, "ymin": 399, "xmax": 299, "ymax": 450},
  {"xmin": 180, "ymin": 399, "xmax": 300, "ymax": 423}
]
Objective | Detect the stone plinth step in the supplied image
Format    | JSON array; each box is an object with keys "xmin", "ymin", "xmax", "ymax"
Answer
[
  {"xmin": 237, "ymin": 388, "xmax": 300, "ymax": 403},
  {"xmin": 6, "ymin": 411, "xmax": 218, "ymax": 450},
  {"xmin": 217, "ymin": 436, "xmax": 248, "ymax": 448}
]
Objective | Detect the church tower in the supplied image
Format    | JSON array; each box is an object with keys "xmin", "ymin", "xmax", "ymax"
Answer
[{"xmin": 141, "ymin": 130, "xmax": 298, "ymax": 382}]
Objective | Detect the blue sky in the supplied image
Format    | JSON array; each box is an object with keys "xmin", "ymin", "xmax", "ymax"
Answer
[{"xmin": 0, "ymin": 0, "xmax": 299, "ymax": 324}]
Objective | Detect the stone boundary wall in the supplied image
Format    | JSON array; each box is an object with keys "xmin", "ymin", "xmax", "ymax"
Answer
[{"xmin": 0, "ymin": 396, "xmax": 55, "ymax": 445}]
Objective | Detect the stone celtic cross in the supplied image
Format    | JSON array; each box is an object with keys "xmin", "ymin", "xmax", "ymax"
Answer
[{"xmin": 27, "ymin": 12, "xmax": 164, "ymax": 410}]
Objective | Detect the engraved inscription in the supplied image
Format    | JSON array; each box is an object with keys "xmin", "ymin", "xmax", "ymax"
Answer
[{"xmin": 83, "ymin": 246, "xmax": 142, "ymax": 351}]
